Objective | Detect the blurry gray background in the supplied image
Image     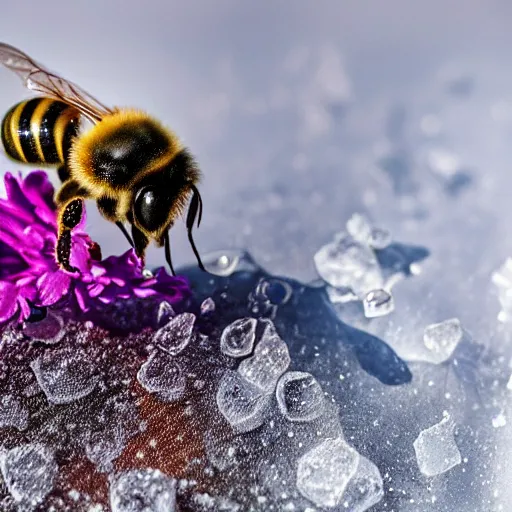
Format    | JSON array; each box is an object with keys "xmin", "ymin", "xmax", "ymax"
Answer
[{"xmin": 1, "ymin": 0, "xmax": 512, "ymax": 337}]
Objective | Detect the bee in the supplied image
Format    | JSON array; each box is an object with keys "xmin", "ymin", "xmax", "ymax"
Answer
[{"xmin": 0, "ymin": 43, "xmax": 205, "ymax": 275}]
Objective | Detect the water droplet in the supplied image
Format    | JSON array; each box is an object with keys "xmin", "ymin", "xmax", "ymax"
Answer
[
  {"xmin": 220, "ymin": 318, "xmax": 257, "ymax": 358},
  {"xmin": 153, "ymin": 312, "xmax": 195, "ymax": 355},
  {"xmin": 276, "ymin": 371, "xmax": 325, "ymax": 422},
  {"xmin": 0, "ymin": 443, "xmax": 58, "ymax": 506},
  {"xmin": 0, "ymin": 395, "xmax": 29, "ymax": 430},
  {"xmin": 30, "ymin": 348, "xmax": 99, "ymax": 404},
  {"xmin": 137, "ymin": 352, "xmax": 186, "ymax": 402},
  {"xmin": 238, "ymin": 319, "xmax": 290, "ymax": 392},
  {"xmin": 413, "ymin": 414, "xmax": 461, "ymax": 476},
  {"xmin": 261, "ymin": 279, "xmax": 292, "ymax": 305},
  {"xmin": 297, "ymin": 437, "xmax": 359, "ymax": 508},
  {"xmin": 363, "ymin": 289, "xmax": 394, "ymax": 318},
  {"xmin": 110, "ymin": 469, "xmax": 177, "ymax": 512},
  {"xmin": 216, "ymin": 370, "xmax": 272, "ymax": 433},
  {"xmin": 204, "ymin": 250, "xmax": 240, "ymax": 276}
]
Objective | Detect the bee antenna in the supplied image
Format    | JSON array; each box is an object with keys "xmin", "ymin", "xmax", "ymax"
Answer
[
  {"xmin": 163, "ymin": 230, "xmax": 176, "ymax": 276},
  {"xmin": 186, "ymin": 186, "xmax": 206, "ymax": 271}
]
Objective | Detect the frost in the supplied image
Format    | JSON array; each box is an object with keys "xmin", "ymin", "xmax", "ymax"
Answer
[
  {"xmin": 314, "ymin": 233, "xmax": 384, "ymax": 297},
  {"xmin": 492, "ymin": 258, "xmax": 512, "ymax": 322},
  {"xmin": 110, "ymin": 469, "xmax": 177, "ymax": 512},
  {"xmin": 238, "ymin": 319, "xmax": 290, "ymax": 392},
  {"xmin": 216, "ymin": 370, "xmax": 272, "ymax": 433},
  {"xmin": 201, "ymin": 297, "xmax": 216, "ymax": 315},
  {"xmin": 276, "ymin": 371, "xmax": 325, "ymax": 422},
  {"xmin": 363, "ymin": 289, "xmax": 394, "ymax": 318},
  {"xmin": 220, "ymin": 317, "xmax": 257, "ymax": 358},
  {"xmin": 137, "ymin": 351, "xmax": 187, "ymax": 402},
  {"xmin": 423, "ymin": 318, "xmax": 463, "ymax": 364},
  {"xmin": 341, "ymin": 456, "xmax": 384, "ymax": 512},
  {"xmin": 30, "ymin": 348, "xmax": 99, "ymax": 404},
  {"xmin": 297, "ymin": 437, "xmax": 360, "ymax": 508},
  {"xmin": 153, "ymin": 312, "xmax": 195, "ymax": 355},
  {"xmin": 0, "ymin": 394, "xmax": 29, "ymax": 430},
  {"xmin": 413, "ymin": 414, "xmax": 461, "ymax": 476},
  {"xmin": 0, "ymin": 443, "xmax": 58, "ymax": 508}
]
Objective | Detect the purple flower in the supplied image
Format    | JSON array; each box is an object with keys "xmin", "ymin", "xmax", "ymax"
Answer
[{"xmin": 0, "ymin": 171, "xmax": 191, "ymax": 324}]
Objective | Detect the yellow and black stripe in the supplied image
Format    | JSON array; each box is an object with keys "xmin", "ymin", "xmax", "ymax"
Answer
[{"xmin": 1, "ymin": 98, "xmax": 81, "ymax": 165}]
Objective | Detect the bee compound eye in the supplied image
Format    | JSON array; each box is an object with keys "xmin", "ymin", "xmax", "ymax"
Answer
[{"xmin": 134, "ymin": 186, "xmax": 168, "ymax": 232}]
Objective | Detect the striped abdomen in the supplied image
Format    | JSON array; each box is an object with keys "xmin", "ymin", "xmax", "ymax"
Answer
[{"xmin": 1, "ymin": 98, "xmax": 80, "ymax": 165}]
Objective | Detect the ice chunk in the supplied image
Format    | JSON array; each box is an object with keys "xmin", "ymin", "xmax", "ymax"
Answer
[
  {"xmin": 341, "ymin": 455, "xmax": 384, "ymax": 512},
  {"xmin": 423, "ymin": 318, "xmax": 462, "ymax": 364},
  {"xmin": 346, "ymin": 213, "xmax": 373, "ymax": 245},
  {"xmin": 297, "ymin": 437, "xmax": 359, "ymax": 508},
  {"xmin": 0, "ymin": 443, "xmax": 58, "ymax": 507},
  {"xmin": 326, "ymin": 285, "xmax": 358, "ymax": 304},
  {"xmin": 0, "ymin": 395, "xmax": 29, "ymax": 430},
  {"xmin": 86, "ymin": 427, "xmax": 129, "ymax": 472},
  {"xmin": 22, "ymin": 310, "xmax": 65, "ymax": 345},
  {"xmin": 30, "ymin": 348, "xmax": 98, "ymax": 404},
  {"xmin": 137, "ymin": 352, "xmax": 186, "ymax": 402},
  {"xmin": 413, "ymin": 414, "xmax": 461, "ymax": 476},
  {"xmin": 276, "ymin": 371, "xmax": 325, "ymax": 422},
  {"xmin": 220, "ymin": 317, "xmax": 257, "ymax": 358},
  {"xmin": 110, "ymin": 469, "xmax": 177, "ymax": 512},
  {"xmin": 153, "ymin": 312, "xmax": 195, "ymax": 355},
  {"xmin": 238, "ymin": 319, "xmax": 290, "ymax": 392},
  {"xmin": 216, "ymin": 370, "xmax": 272, "ymax": 433},
  {"xmin": 155, "ymin": 300, "xmax": 175, "ymax": 327},
  {"xmin": 492, "ymin": 413, "xmax": 507, "ymax": 428},
  {"xmin": 363, "ymin": 289, "xmax": 394, "ymax": 318},
  {"xmin": 492, "ymin": 258, "xmax": 512, "ymax": 322},
  {"xmin": 314, "ymin": 233, "xmax": 384, "ymax": 297},
  {"xmin": 369, "ymin": 227, "xmax": 391, "ymax": 250},
  {"xmin": 200, "ymin": 297, "xmax": 216, "ymax": 315}
]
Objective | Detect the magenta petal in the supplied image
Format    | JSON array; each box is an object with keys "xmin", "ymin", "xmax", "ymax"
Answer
[
  {"xmin": 74, "ymin": 286, "xmax": 88, "ymax": 311},
  {"xmin": 0, "ymin": 281, "xmax": 20, "ymax": 322},
  {"xmin": 87, "ymin": 283, "xmax": 105, "ymax": 298},
  {"xmin": 37, "ymin": 271, "xmax": 71, "ymax": 305},
  {"xmin": 133, "ymin": 287, "xmax": 157, "ymax": 298}
]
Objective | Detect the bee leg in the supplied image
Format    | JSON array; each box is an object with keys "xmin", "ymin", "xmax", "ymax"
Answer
[
  {"xmin": 57, "ymin": 164, "xmax": 70, "ymax": 183},
  {"xmin": 56, "ymin": 179, "xmax": 90, "ymax": 206},
  {"xmin": 56, "ymin": 198, "xmax": 85, "ymax": 273},
  {"xmin": 163, "ymin": 230, "xmax": 176, "ymax": 276},
  {"xmin": 96, "ymin": 196, "xmax": 135, "ymax": 249},
  {"xmin": 131, "ymin": 224, "xmax": 149, "ymax": 266},
  {"xmin": 186, "ymin": 185, "xmax": 205, "ymax": 271}
]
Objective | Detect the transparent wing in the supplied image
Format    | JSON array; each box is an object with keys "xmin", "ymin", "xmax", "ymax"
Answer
[{"xmin": 0, "ymin": 42, "xmax": 113, "ymax": 123}]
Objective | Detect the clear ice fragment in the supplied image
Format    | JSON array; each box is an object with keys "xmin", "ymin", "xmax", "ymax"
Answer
[
  {"xmin": 156, "ymin": 300, "xmax": 175, "ymax": 327},
  {"xmin": 423, "ymin": 318, "xmax": 462, "ymax": 364},
  {"xmin": 238, "ymin": 319, "xmax": 290, "ymax": 392},
  {"xmin": 30, "ymin": 348, "xmax": 98, "ymax": 404},
  {"xmin": 369, "ymin": 227, "xmax": 391, "ymax": 250},
  {"xmin": 216, "ymin": 370, "xmax": 272, "ymax": 433},
  {"xmin": 0, "ymin": 395, "xmax": 29, "ymax": 430},
  {"xmin": 340, "ymin": 455, "xmax": 384, "ymax": 512},
  {"xmin": 276, "ymin": 371, "xmax": 325, "ymax": 422},
  {"xmin": 153, "ymin": 312, "xmax": 195, "ymax": 355},
  {"xmin": 492, "ymin": 258, "xmax": 512, "ymax": 322},
  {"xmin": 314, "ymin": 234, "xmax": 384, "ymax": 297},
  {"xmin": 297, "ymin": 437, "xmax": 359, "ymax": 508},
  {"xmin": 413, "ymin": 414, "xmax": 461, "ymax": 476},
  {"xmin": 346, "ymin": 213, "xmax": 373, "ymax": 245},
  {"xmin": 326, "ymin": 285, "xmax": 358, "ymax": 304},
  {"xmin": 137, "ymin": 352, "xmax": 186, "ymax": 402},
  {"xmin": 201, "ymin": 297, "xmax": 216, "ymax": 315},
  {"xmin": 86, "ymin": 426, "xmax": 129, "ymax": 472},
  {"xmin": 0, "ymin": 443, "xmax": 58, "ymax": 506},
  {"xmin": 110, "ymin": 469, "xmax": 177, "ymax": 512},
  {"xmin": 363, "ymin": 289, "xmax": 394, "ymax": 318},
  {"xmin": 220, "ymin": 317, "xmax": 257, "ymax": 358}
]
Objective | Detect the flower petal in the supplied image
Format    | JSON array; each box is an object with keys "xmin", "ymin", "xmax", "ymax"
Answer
[
  {"xmin": 37, "ymin": 271, "xmax": 71, "ymax": 305},
  {"xmin": 0, "ymin": 281, "xmax": 20, "ymax": 323}
]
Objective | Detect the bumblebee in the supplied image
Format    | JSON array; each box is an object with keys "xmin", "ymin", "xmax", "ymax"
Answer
[{"xmin": 0, "ymin": 43, "xmax": 205, "ymax": 275}]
